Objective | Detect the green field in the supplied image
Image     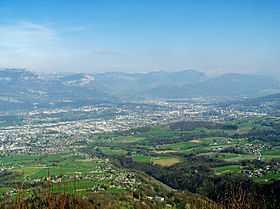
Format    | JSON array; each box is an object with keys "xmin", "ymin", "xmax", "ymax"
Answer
[
  {"xmin": 132, "ymin": 154, "xmax": 180, "ymax": 166},
  {"xmin": 254, "ymin": 171, "xmax": 280, "ymax": 183},
  {"xmin": 0, "ymin": 152, "xmax": 135, "ymax": 196},
  {"xmin": 99, "ymin": 147, "xmax": 128, "ymax": 156},
  {"xmin": 214, "ymin": 165, "xmax": 243, "ymax": 175},
  {"xmin": 86, "ymin": 118, "xmax": 280, "ymax": 184},
  {"xmin": 2, "ymin": 116, "xmax": 280, "ymax": 201},
  {"xmin": 113, "ymin": 136, "xmax": 145, "ymax": 144}
]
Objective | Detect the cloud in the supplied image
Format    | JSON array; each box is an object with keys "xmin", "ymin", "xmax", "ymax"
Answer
[
  {"xmin": 0, "ymin": 21, "xmax": 125, "ymax": 72},
  {"xmin": 0, "ymin": 22, "xmax": 278, "ymax": 75},
  {"xmin": 0, "ymin": 21, "xmax": 59, "ymax": 70},
  {"xmin": 0, "ymin": 21, "xmax": 57, "ymax": 52}
]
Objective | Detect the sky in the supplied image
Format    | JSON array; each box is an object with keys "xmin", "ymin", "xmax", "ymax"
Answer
[{"xmin": 0, "ymin": 0, "xmax": 279, "ymax": 75}]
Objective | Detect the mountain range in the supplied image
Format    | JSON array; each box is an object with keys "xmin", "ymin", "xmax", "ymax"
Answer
[{"xmin": 0, "ymin": 68, "xmax": 279, "ymax": 110}]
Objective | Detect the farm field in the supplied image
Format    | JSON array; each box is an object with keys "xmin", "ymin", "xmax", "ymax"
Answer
[
  {"xmin": 132, "ymin": 154, "xmax": 181, "ymax": 166},
  {"xmin": 0, "ymin": 152, "xmax": 138, "ymax": 197},
  {"xmin": 1, "ymin": 116, "xmax": 280, "ymax": 208},
  {"xmin": 92, "ymin": 118, "xmax": 280, "ymax": 184}
]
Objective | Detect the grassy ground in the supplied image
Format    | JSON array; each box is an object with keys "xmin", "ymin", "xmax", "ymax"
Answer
[
  {"xmin": 113, "ymin": 136, "xmax": 145, "ymax": 144},
  {"xmin": 214, "ymin": 165, "xmax": 242, "ymax": 175},
  {"xmin": 153, "ymin": 158, "xmax": 181, "ymax": 167},
  {"xmin": 132, "ymin": 154, "xmax": 180, "ymax": 167},
  {"xmin": 254, "ymin": 171, "xmax": 280, "ymax": 183},
  {"xmin": 99, "ymin": 147, "xmax": 128, "ymax": 156},
  {"xmin": 0, "ymin": 152, "xmax": 131, "ymax": 196}
]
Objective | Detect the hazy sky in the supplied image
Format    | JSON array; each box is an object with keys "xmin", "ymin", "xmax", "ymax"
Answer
[{"xmin": 0, "ymin": 0, "xmax": 279, "ymax": 75}]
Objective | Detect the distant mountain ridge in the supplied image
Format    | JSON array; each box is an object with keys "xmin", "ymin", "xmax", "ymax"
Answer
[
  {"xmin": 0, "ymin": 68, "xmax": 279, "ymax": 110},
  {"xmin": 93, "ymin": 70, "xmax": 207, "ymax": 97},
  {"xmin": 101, "ymin": 71, "xmax": 279, "ymax": 99},
  {"xmin": 0, "ymin": 69, "xmax": 116, "ymax": 110},
  {"xmin": 182, "ymin": 73, "xmax": 280, "ymax": 97}
]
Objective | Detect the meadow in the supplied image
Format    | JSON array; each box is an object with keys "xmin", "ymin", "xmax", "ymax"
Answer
[
  {"xmin": 1, "ymin": 116, "xmax": 280, "ymax": 209},
  {"xmin": 0, "ymin": 152, "xmax": 134, "ymax": 197},
  {"xmin": 92, "ymin": 118, "xmax": 280, "ymax": 184}
]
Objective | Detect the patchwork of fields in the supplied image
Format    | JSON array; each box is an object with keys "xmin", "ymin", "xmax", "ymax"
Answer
[
  {"xmin": 0, "ymin": 152, "xmax": 138, "ymax": 196},
  {"xmin": 90, "ymin": 118, "xmax": 280, "ymax": 183},
  {"xmin": 1, "ymin": 116, "xmax": 280, "ymax": 208}
]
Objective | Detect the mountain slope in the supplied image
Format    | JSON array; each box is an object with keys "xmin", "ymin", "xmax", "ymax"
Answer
[
  {"xmin": 93, "ymin": 70, "xmax": 207, "ymax": 98},
  {"xmin": 144, "ymin": 73, "xmax": 280, "ymax": 98},
  {"xmin": 0, "ymin": 69, "xmax": 279, "ymax": 110},
  {"xmin": 0, "ymin": 69, "xmax": 116, "ymax": 110}
]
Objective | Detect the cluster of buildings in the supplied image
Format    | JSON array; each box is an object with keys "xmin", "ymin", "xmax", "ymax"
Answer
[
  {"xmin": 1, "ymin": 153, "xmax": 141, "ymax": 196},
  {"xmin": 243, "ymin": 162, "xmax": 280, "ymax": 180},
  {"xmin": 0, "ymin": 101, "xmax": 266, "ymax": 155}
]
